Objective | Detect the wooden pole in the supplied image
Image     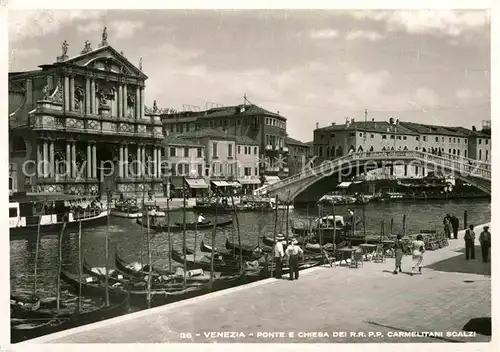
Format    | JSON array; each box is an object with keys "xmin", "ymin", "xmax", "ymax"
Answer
[
  {"xmin": 210, "ymin": 201, "xmax": 218, "ymax": 291},
  {"xmin": 182, "ymin": 182, "xmax": 187, "ymax": 288},
  {"xmin": 403, "ymin": 214, "xmax": 406, "ymax": 237},
  {"xmin": 193, "ymin": 222, "xmax": 198, "ymax": 267},
  {"xmin": 141, "ymin": 178, "xmax": 146, "ymax": 267},
  {"xmin": 271, "ymin": 195, "xmax": 279, "ymax": 278},
  {"xmin": 56, "ymin": 222, "xmax": 67, "ymax": 312},
  {"xmin": 77, "ymin": 219, "xmax": 82, "ymax": 315},
  {"xmin": 362, "ymin": 205, "xmax": 366, "ymax": 242},
  {"xmin": 104, "ymin": 192, "xmax": 110, "ymax": 307},
  {"xmin": 146, "ymin": 198, "xmax": 152, "ymax": 309},
  {"xmin": 166, "ymin": 177, "xmax": 171, "ymax": 273},
  {"xmin": 332, "ymin": 204, "xmax": 337, "ymax": 250},
  {"xmin": 33, "ymin": 201, "xmax": 47, "ymax": 299},
  {"xmin": 464, "ymin": 210, "xmax": 468, "ymax": 229},
  {"xmin": 390, "ymin": 217, "xmax": 394, "ymax": 235},
  {"xmin": 230, "ymin": 194, "xmax": 243, "ymax": 271},
  {"xmin": 285, "ymin": 201, "xmax": 290, "ymax": 242}
]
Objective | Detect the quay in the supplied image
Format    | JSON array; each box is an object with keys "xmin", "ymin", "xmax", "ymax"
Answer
[{"xmin": 24, "ymin": 224, "xmax": 491, "ymax": 344}]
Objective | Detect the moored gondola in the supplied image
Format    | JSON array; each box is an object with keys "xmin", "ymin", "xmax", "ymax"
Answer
[
  {"xmin": 170, "ymin": 248, "xmax": 240, "ymax": 274},
  {"xmin": 136, "ymin": 217, "xmax": 233, "ymax": 231},
  {"xmin": 225, "ymin": 236, "xmax": 258, "ymax": 258}
]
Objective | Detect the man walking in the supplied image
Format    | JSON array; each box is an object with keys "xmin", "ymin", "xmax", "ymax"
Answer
[
  {"xmin": 479, "ymin": 226, "xmax": 491, "ymax": 263},
  {"xmin": 285, "ymin": 240, "xmax": 304, "ymax": 281},
  {"xmin": 451, "ymin": 215, "xmax": 460, "ymax": 239},
  {"xmin": 464, "ymin": 224, "xmax": 476, "ymax": 260},
  {"xmin": 274, "ymin": 237, "xmax": 285, "ymax": 279},
  {"xmin": 443, "ymin": 214, "xmax": 452, "ymax": 239}
]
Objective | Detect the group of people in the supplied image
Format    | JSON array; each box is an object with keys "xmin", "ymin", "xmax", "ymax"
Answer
[
  {"xmin": 464, "ymin": 224, "xmax": 491, "ymax": 263},
  {"xmin": 443, "ymin": 213, "xmax": 460, "ymax": 239},
  {"xmin": 274, "ymin": 236, "xmax": 304, "ymax": 281}
]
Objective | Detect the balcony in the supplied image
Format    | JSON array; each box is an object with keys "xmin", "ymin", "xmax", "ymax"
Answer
[
  {"xmin": 282, "ymin": 146, "xmax": 289, "ymax": 153},
  {"xmin": 274, "ymin": 145, "xmax": 280, "ymax": 151},
  {"xmin": 265, "ymin": 144, "xmax": 273, "ymax": 151}
]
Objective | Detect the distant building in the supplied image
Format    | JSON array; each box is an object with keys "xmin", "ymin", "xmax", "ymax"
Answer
[
  {"xmin": 313, "ymin": 117, "xmax": 491, "ymax": 178},
  {"xmin": 161, "ymin": 99, "xmax": 288, "ymax": 178},
  {"xmin": 285, "ymin": 136, "xmax": 313, "ymax": 176}
]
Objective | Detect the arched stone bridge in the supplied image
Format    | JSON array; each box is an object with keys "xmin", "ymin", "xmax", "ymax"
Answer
[{"xmin": 255, "ymin": 150, "xmax": 491, "ymax": 202}]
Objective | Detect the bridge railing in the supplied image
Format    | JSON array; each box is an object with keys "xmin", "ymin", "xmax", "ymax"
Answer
[{"xmin": 255, "ymin": 150, "xmax": 491, "ymax": 195}]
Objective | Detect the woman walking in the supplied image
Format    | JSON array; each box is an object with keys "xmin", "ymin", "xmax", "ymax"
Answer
[
  {"xmin": 411, "ymin": 234, "xmax": 426, "ymax": 276},
  {"xmin": 393, "ymin": 234, "xmax": 404, "ymax": 274}
]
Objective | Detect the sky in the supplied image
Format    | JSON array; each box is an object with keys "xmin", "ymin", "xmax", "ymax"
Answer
[{"xmin": 8, "ymin": 9, "xmax": 491, "ymax": 142}]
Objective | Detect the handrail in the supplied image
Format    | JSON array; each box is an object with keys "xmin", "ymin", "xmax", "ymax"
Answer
[{"xmin": 255, "ymin": 150, "xmax": 491, "ymax": 196}]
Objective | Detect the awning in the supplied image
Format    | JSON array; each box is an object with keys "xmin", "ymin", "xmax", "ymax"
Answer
[
  {"xmin": 212, "ymin": 180, "xmax": 231, "ymax": 187},
  {"xmin": 185, "ymin": 178, "xmax": 209, "ymax": 189},
  {"xmin": 264, "ymin": 176, "xmax": 281, "ymax": 185},
  {"xmin": 238, "ymin": 178, "xmax": 262, "ymax": 185},
  {"xmin": 170, "ymin": 176, "xmax": 185, "ymax": 188},
  {"xmin": 337, "ymin": 182, "xmax": 352, "ymax": 188},
  {"xmin": 228, "ymin": 181, "xmax": 242, "ymax": 187}
]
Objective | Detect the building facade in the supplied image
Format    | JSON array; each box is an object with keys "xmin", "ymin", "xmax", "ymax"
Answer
[
  {"xmin": 313, "ymin": 117, "xmax": 491, "ymax": 178},
  {"xmin": 9, "ymin": 31, "xmax": 164, "ymax": 198},
  {"xmin": 161, "ymin": 100, "xmax": 288, "ymax": 178},
  {"xmin": 285, "ymin": 136, "xmax": 313, "ymax": 176}
]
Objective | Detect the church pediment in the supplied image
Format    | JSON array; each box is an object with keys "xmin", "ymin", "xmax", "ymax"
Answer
[{"xmin": 62, "ymin": 45, "xmax": 147, "ymax": 79}]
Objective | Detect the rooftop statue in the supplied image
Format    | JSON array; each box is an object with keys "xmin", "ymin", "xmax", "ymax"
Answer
[{"xmin": 62, "ymin": 40, "xmax": 69, "ymax": 56}]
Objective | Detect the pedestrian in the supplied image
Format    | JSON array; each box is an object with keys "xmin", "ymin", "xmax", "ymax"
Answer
[
  {"xmin": 393, "ymin": 233, "xmax": 404, "ymax": 274},
  {"xmin": 451, "ymin": 215, "xmax": 459, "ymax": 239},
  {"xmin": 479, "ymin": 226, "xmax": 490, "ymax": 263},
  {"xmin": 443, "ymin": 214, "xmax": 452, "ymax": 238},
  {"xmin": 411, "ymin": 234, "xmax": 426, "ymax": 276},
  {"xmin": 285, "ymin": 240, "xmax": 304, "ymax": 281},
  {"xmin": 274, "ymin": 237, "xmax": 285, "ymax": 279},
  {"xmin": 464, "ymin": 224, "xmax": 476, "ymax": 260}
]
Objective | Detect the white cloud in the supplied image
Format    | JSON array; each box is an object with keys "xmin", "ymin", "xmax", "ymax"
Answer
[
  {"xmin": 345, "ymin": 30, "xmax": 383, "ymax": 41},
  {"xmin": 76, "ymin": 21, "xmax": 102, "ymax": 35},
  {"xmin": 456, "ymin": 89, "xmax": 484, "ymax": 101},
  {"xmin": 308, "ymin": 29, "xmax": 339, "ymax": 39},
  {"xmin": 10, "ymin": 47, "xmax": 41, "ymax": 58},
  {"xmin": 350, "ymin": 10, "xmax": 489, "ymax": 36},
  {"xmin": 76, "ymin": 20, "xmax": 144, "ymax": 40},
  {"xmin": 9, "ymin": 10, "xmax": 105, "ymax": 42}
]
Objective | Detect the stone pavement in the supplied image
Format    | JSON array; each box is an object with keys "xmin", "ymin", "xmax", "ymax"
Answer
[{"xmin": 26, "ymin": 224, "xmax": 491, "ymax": 344}]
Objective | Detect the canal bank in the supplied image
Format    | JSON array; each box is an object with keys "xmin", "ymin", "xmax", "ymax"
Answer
[{"xmin": 25, "ymin": 223, "xmax": 491, "ymax": 344}]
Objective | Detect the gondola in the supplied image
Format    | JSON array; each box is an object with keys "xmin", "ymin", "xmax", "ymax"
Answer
[
  {"xmin": 11, "ymin": 318, "xmax": 72, "ymax": 343},
  {"xmin": 225, "ymin": 236, "xmax": 258, "ymax": 258},
  {"xmin": 136, "ymin": 217, "xmax": 234, "ymax": 231},
  {"xmin": 170, "ymin": 248, "xmax": 240, "ymax": 274},
  {"xmin": 200, "ymin": 238, "xmax": 247, "ymax": 259}
]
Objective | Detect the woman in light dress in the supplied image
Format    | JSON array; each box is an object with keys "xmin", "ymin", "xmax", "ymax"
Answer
[{"xmin": 411, "ymin": 234, "xmax": 426, "ymax": 276}]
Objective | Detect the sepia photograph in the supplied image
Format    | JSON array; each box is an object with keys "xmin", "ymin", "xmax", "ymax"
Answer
[{"xmin": 7, "ymin": 5, "xmax": 492, "ymax": 346}]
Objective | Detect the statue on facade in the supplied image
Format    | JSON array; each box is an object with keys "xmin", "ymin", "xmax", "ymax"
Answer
[
  {"xmin": 97, "ymin": 88, "xmax": 107, "ymax": 106},
  {"xmin": 153, "ymin": 100, "xmax": 158, "ymax": 113},
  {"xmin": 42, "ymin": 84, "xmax": 50, "ymax": 99},
  {"xmin": 120, "ymin": 50, "xmax": 124, "ymax": 56},
  {"xmin": 127, "ymin": 93, "xmax": 135, "ymax": 107},
  {"xmin": 62, "ymin": 40, "xmax": 69, "ymax": 56},
  {"xmin": 139, "ymin": 57, "xmax": 143, "ymax": 71},
  {"xmin": 101, "ymin": 27, "xmax": 108, "ymax": 46},
  {"xmin": 81, "ymin": 40, "xmax": 92, "ymax": 54}
]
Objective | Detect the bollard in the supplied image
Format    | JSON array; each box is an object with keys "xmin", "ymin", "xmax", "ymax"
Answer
[{"xmin": 464, "ymin": 210, "xmax": 468, "ymax": 229}]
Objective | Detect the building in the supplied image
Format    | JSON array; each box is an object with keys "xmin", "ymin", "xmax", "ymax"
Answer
[
  {"xmin": 175, "ymin": 128, "xmax": 261, "ymax": 194},
  {"xmin": 313, "ymin": 117, "xmax": 491, "ymax": 178},
  {"xmin": 8, "ymin": 30, "xmax": 164, "ymax": 199},
  {"xmin": 161, "ymin": 136, "xmax": 207, "ymax": 198},
  {"xmin": 161, "ymin": 98, "xmax": 288, "ymax": 179},
  {"xmin": 285, "ymin": 136, "xmax": 313, "ymax": 176}
]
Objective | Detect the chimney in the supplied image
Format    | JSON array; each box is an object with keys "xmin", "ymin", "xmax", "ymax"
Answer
[
  {"xmin": 316, "ymin": 122, "xmax": 319, "ymax": 129},
  {"xmin": 331, "ymin": 122, "xmax": 336, "ymax": 126},
  {"xmin": 472, "ymin": 125, "xmax": 477, "ymax": 131},
  {"xmin": 371, "ymin": 118, "xmax": 375, "ymax": 122}
]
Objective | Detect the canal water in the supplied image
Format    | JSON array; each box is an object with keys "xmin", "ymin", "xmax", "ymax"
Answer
[{"xmin": 10, "ymin": 198, "xmax": 490, "ymax": 296}]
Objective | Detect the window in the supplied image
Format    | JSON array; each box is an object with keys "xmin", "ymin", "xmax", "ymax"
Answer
[
  {"xmin": 177, "ymin": 164, "xmax": 183, "ymax": 175},
  {"xmin": 197, "ymin": 148, "xmax": 202, "ymax": 158},
  {"xmin": 170, "ymin": 147, "xmax": 176, "ymax": 157},
  {"xmin": 244, "ymin": 146, "xmax": 248, "ymax": 154},
  {"xmin": 416, "ymin": 136, "xmax": 419, "ymax": 141},
  {"xmin": 237, "ymin": 145, "xmax": 241, "ymax": 154},
  {"xmin": 212, "ymin": 163, "xmax": 216, "ymax": 176},
  {"xmin": 457, "ymin": 150, "xmax": 460, "ymax": 156},
  {"xmin": 184, "ymin": 164, "xmax": 190, "ymax": 175},
  {"xmin": 423, "ymin": 136, "xmax": 427, "ymax": 141},
  {"xmin": 486, "ymin": 150, "xmax": 489, "ymax": 160},
  {"xmin": 479, "ymin": 150, "xmax": 482, "ymax": 159},
  {"xmin": 452, "ymin": 149, "xmax": 456, "ymax": 155},
  {"xmin": 448, "ymin": 149, "xmax": 451, "ymax": 154},
  {"xmin": 449, "ymin": 138, "xmax": 452, "ymax": 142},
  {"xmin": 457, "ymin": 138, "xmax": 460, "ymax": 143},
  {"xmin": 465, "ymin": 150, "xmax": 467, "ymax": 157},
  {"xmin": 254, "ymin": 167, "xmax": 258, "ymax": 175},
  {"xmin": 184, "ymin": 148, "xmax": 189, "ymax": 157},
  {"xmin": 359, "ymin": 133, "xmax": 363, "ymax": 137},
  {"xmin": 254, "ymin": 147, "xmax": 257, "ymax": 155},
  {"xmin": 486, "ymin": 139, "xmax": 489, "ymax": 145},
  {"xmin": 479, "ymin": 139, "xmax": 482, "ymax": 145},
  {"xmin": 435, "ymin": 137, "xmax": 439, "ymax": 142},
  {"xmin": 9, "ymin": 207, "xmax": 17, "ymax": 218},
  {"xmin": 382, "ymin": 135, "xmax": 387, "ymax": 139},
  {"xmin": 170, "ymin": 125, "xmax": 174, "ymax": 133},
  {"xmin": 403, "ymin": 136, "xmax": 407, "ymax": 140},
  {"xmin": 349, "ymin": 132, "xmax": 355, "ymax": 137},
  {"xmin": 390, "ymin": 135, "xmax": 395, "ymax": 139},
  {"xmin": 197, "ymin": 163, "xmax": 202, "ymax": 176},
  {"xmin": 171, "ymin": 163, "xmax": 177, "ymax": 176},
  {"xmin": 212, "ymin": 142, "xmax": 218, "ymax": 158},
  {"xmin": 397, "ymin": 136, "xmax": 401, "ymax": 140},
  {"xmin": 370, "ymin": 134, "xmax": 374, "ymax": 138},
  {"xmin": 228, "ymin": 144, "xmax": 233, "ymax": 158},
  {"xmin": 244, "ymin": 167, "xmax": 251, "ymax": 176},
  {"xmin": 465, "ymin": 139, "xmax": 468, "ymax": 144}
]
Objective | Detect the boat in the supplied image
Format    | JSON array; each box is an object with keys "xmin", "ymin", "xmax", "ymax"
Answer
[
  {"xmin": 111, "ymin": 199, "xmax": 166, "ymax": 219},
  {"xmin": 225, "ymin": 236, "xmax": 259, "ymax": 258},
  {"xmin": 9, "ymin": 192, "xmax": 108, "ymax": 237},
  {"xmin": 11, "ymin": 318, "xmax": 72, "ymax": 343},
  {"xmin": 200, "ymin": 238, "xmax": 247, "ymax": 259},
  {"xmin": 291, "ymin": 215, "xmax": 364, "ymax": 244},
  {"xmin": 136, "ymin": 217, "xmax": 233, "ymax": 231},
  {"xmin": 170, "ymin": 248, "xmax": 240, "ymax": 273}
]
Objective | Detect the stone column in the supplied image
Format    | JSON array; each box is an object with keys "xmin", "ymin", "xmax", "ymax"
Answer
[
  {"xmin": 90, "ymin": 80, "xmax": 96, "ymax": 114},
  {"xmin": 71, "ymin": 143, "xmax": 76, "ymax": 178},
  {"xmin": 85, "ymin": 78, "xmax": 91, "ymax": 114},
  {"xmin": 119, "ymin": 145, "xmax": 124, "ymax": 178},
  {"xmin": 153, "ymin": 146, "xmax": 157, "ymax": 179},
  {"xmin": 113, "ymin": 87, "xmax": 118, "ymax": 117},
  {"xmin": 140, "ymin": 87, "xmax": 145, "ymax": 119},
  {"xmin": 141, "ymin": 146, "xmax": 146, "ymax": 176},
  {"xmin": 136, "ymin": 145, "xmax": 141, "ymax": 177},
  {"xmin": 135, "ymin": 88, "xmax": 140, "ymax": 119},
  {"xmin": 124, "ymin": 145, "xmax": 129, "ymax": 178},
  {"xmin": 117, "ymin": 85, "xmax": 122, "ymax": 118},
  {"xmin": 37, "ymin": 142, "xmax": 43, "ymax": 178},
  {"xmin": 69, "ymin": 75, "xmax": 75, "ymax": 111},
  {"xmin": 42, "ymin": 141, "xmax": 48, "ymax": 178},
  {"xmin": 123, "ymin": 85, "xmax": 128, "ymax": 117},
  {"xmin": 64, "ymin": 76, "xmax": 70, "ymax": 111},
  {"xmin": 92, "ymin": 144, "xmax": 97, "ymax": 179},
  {"xmin": 66, "ymin": 143, "xmax": 71, "ymax": 178},
  {"xmin": 49, "ymin": 141, "xmax": 54, "ymax": 178},
  {"xmin": 87, "ymin": 144, "xmax": 92, "ymax": 179},
  {"xmin": 157, "ymin": 148, "xmax": 162, "ymax": 178}
]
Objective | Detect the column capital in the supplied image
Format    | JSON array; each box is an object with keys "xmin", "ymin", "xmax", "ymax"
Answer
[{"xmin": 60, "ymin": 67, "xmax": 72, "ymax": 77}]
